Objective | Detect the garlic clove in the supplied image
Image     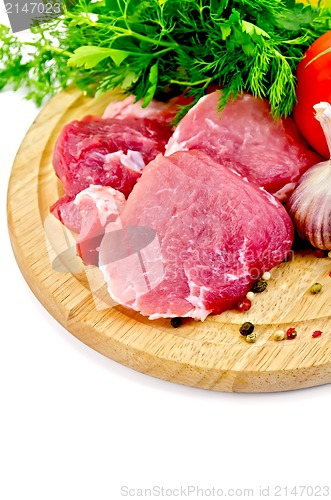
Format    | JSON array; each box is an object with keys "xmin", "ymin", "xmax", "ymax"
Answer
[
  {"xmin": 287, "ymin": 102, "xmax": 331, "ymax": 250},
  {"xmin": 314, "ymin": 102, "xmax": 331, "ymax": 158}
]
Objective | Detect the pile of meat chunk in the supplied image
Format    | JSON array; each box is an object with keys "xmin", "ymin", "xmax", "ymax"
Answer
[{"xmin": 50, "ymin": 91, "xmax": 320, "ymax": 320}]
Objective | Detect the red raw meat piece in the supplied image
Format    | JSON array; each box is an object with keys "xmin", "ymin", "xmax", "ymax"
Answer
[
  {"xmin": 50, "ymin": 194, "xmax": 81, "ymax": 233},
  {"xmin": 75, "ymin": 185, "xmax": 125, "ymax": 266},
  {"xmin": 99, "ymin": 150, "xmax": 293, "ymax": 320},
  {"xmin": 51, "ymin": 186, "xmax": 125, "ymax": 266},
  {"xmin": 52, "ymin": 115, "xmax": 173, "ymax": 199},
  {"xmin": 50, "ymin": 96, "xmax": 192, "ymax": 231},
  {"xmin": 166, "ymin": 92, "xmax": 321, "ymax": 201}
]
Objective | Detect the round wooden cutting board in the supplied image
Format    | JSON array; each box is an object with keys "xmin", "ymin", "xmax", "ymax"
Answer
[{"xmin": 7, "ymin": 87, "xmax": 331, "ymax": 392}]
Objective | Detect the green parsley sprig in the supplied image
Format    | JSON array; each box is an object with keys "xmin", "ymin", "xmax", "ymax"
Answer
[{"xmin": 0, "ymin": 0, "xmax": 330, "ymax": 116}]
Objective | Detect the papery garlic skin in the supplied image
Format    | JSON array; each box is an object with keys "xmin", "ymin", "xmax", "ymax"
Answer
[
  {"xmin": 287, "ymin": 102, "xmax": 331, "ymax": 250},
  {"xmin": 315, "ymin": 102, "xmax": 331, "ymax": 155},
  {"xmin": 287, "ymin": 161, "xmax": 331, "ymax": 249}
]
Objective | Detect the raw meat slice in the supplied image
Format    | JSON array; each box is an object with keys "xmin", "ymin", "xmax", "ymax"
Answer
[
  {"xmin": 52, "ymin": 114, "xmax": 173, "ymax": 199},
  {"xmin": 103, "ymin": 94, "xmax": 191, "ymax": 123},
  {"xmin": 75, "ymin": 185, "xmax": 125, "ymax": 266},
  {"xmin": 50, "ymin": 186, "xmax": 126, "ymax": 265},
  {"xmin": 99, "ymin": 150, "xmax": 293, "ymax": 320},
  {"xmin": 50, "ymin": 194, "xmax": 81, "ymax": 233},
  {"xmin": 50, "ymin": 95, "xmax": 190, "ymax": 231},
  {"xmin": 166, "ymin": 92, "xmax": 321, "ymax": 201}
]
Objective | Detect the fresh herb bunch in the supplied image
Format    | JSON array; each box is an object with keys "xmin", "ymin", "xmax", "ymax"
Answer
[{"xmin": 0, "ymin": 0, "xmax": 330, "ymax": 116}]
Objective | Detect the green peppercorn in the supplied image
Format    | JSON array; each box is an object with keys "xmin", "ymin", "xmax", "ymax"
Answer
[
  {"xmin": 239, "ymin": 322, "xmax": 255, "ymax": 336},
  {"xmin": 170, "ymin": 317, "xmax": 182, "ymax": 328},
  {"xmin": 245, "ymin": 332, "xmax": 257, "ymax": 343},
  {"xmin": 251, "ymin": 279, "xmax": 268, "ymax": 293},
  {"xmin": 310, "ymin": 283, "xmax": 322, "ymax": 294}
]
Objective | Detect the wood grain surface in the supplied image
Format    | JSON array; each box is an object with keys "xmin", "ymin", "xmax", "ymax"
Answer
[{"xmin": 7, "ymin": 87, "xmax": 331, "ymax": 392}]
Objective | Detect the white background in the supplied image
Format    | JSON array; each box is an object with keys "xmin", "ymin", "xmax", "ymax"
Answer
[{"xmin": 1, "ymin": 10, "xmax": 331, "ymax": 500}]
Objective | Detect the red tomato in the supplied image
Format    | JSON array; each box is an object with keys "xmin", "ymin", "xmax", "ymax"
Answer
[{"xmin": 293, "ymin": 31, "xmax": 331, "ymax": 159}]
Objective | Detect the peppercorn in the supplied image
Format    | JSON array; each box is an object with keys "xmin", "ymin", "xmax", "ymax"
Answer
[
  {"xmin": 274, "ymin": 330, "xmax": 285, "ymax": 341},
  {"xmin": 310, "ymin": 283, "xmax": 322, "ymax": 294},
  {"xmin": 262, "ymin": 271, "xmax": 271, "ymax": 281},
  {"xmin": 246, "ymin": 291, "xmax": 255, "ymax": 301},
  {"xmin": 312, "ymin": 330, "xmax": 323, "ymax": 338},
  {"xmin": 313, "ymin": 249, "xmax": 326, "ymax": 258},
  {"xmin": 239, "ymin": 322, "xmax": 255, "ymax": 336},
  {"xmin": 237, "ymin": 298, "xmax": 252, "ymax": 312},
  {"xmin": 251, "ymin": 279, "xmax": 268, "ymax": 293},
  {"xmin": 245, "ymin": 332, "xmax": 257, "ymax": 343},
  {"xmin": 286, "ymin": 327, "xmax": 297, "ymax": 339},
  {"xmin": 170, "ymin": 317, "xmax": 182, "ymax": 328}
]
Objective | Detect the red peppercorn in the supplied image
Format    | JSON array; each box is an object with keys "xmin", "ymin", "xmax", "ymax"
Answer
[
  {"xmin": 329, "ymin": 272, "xmax": 331, "ymax": 278},
  {"xmin": 313, "ymin": 249, "xmax": 326, "ymax": 258},
  {"xmin": 237, "ymin": 298, "xmax": 252, "ymax": 312},
  {"xmin": 286, "ymin": 327, "xmax": 297, "ymax": 339},
  {"xmin": 312, "ymin": 330, "xmax": 323, "ymax": 338}
]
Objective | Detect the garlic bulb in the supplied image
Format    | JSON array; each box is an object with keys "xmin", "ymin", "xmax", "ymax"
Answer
[{"xmin": 287, "ymin": 102, "xmax": 331, "ymax": 250}]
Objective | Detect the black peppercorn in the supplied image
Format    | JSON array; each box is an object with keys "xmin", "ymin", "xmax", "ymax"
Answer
[
  {"xmin": 251, "ymin": 279, "xmax": 268, "ymax": 293},
  {"xmin": 239, "ymin": 322, "xmax": 255, "ymax": 336},
  {"xmin": 171, "ymin": 317, "xmax": 182, "ymax": 328}
]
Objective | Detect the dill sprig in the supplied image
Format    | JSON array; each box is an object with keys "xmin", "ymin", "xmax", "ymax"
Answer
[{"xmin": 0, "ymin": 0, "xmax": 330, "ymax": 116}]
